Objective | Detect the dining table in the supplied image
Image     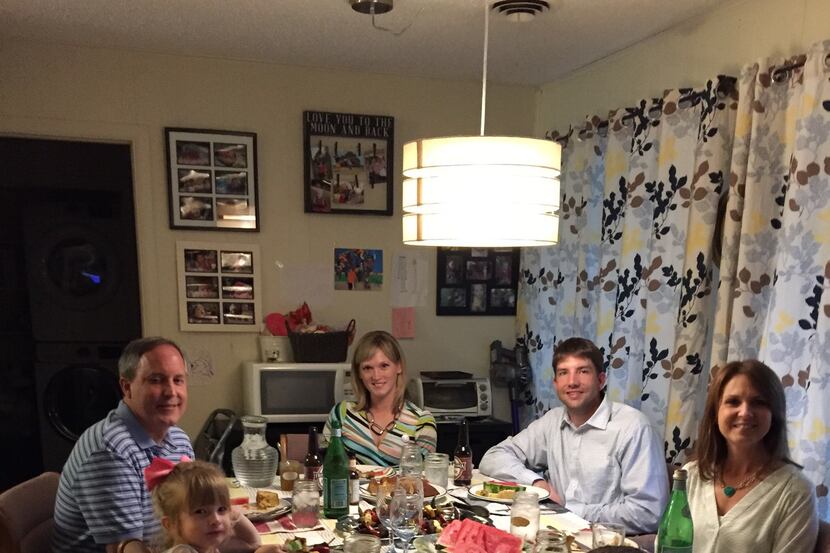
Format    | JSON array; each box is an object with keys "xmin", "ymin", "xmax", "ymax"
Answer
[{"xmin": 228, "ymin": 467, "xmax": 598, "ymax": 551}]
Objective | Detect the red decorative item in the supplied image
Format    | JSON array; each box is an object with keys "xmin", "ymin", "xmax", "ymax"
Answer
[
  {"xmin": 144, "ymin": 455, "xmax": 192, "ymax": 491},
  {"xmin": 264, "ymin": 313, "xmax": 288, "ymax": 336}
]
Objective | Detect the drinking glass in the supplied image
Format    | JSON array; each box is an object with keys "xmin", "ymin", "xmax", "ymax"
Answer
[
  {"xmin": 395, "ymin": 474, "xmax": 424, "ymax": 498},
  {"xmin": 292, "ymin": 479, "xmax": 320, "ymax": 528},
  {"xmin": 424, "ymin": 453, "xmax": 449, "ymax": 487},
  {"xmin": 399, "ymin": 443, "xmax": 423, "ymax": 476},
  {"xmin": 390, "ymin": 490, "xmax": 423, "ymax": 552},
  {"xmin": 534, "ymin": 530, "xmax": 569, "ymax": 552},
  {"xmin": 375, "ymin": 479, "xmax": 396, "ymax": 543},
  {"xmin": 591, "ymin": 521, "xmax": 626, "ymax": 547},
  {"xmin": 344, "ymin": 534, "xmax": 382, "ymax": 553},
  {"xmin": 510, "ymin": 491, "xmax": 540, "ymax": 543}
]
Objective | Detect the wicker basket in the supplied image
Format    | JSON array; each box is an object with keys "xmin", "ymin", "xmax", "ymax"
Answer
[{"xmin": 288, "ymin": 319, "xmax": 356, "ymax": 363}]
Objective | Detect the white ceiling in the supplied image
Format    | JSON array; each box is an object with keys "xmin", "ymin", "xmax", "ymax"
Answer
[{"xmin": 2, "ymin": 0, "xmax": 726, "ymax": 86}]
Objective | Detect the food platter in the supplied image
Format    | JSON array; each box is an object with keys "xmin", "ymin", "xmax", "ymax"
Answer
[
  {"xmin": 467, "ymin": 483, "xmax": 550, "ymax": 504},
  {"xmin": 359, "ymin": 482, "xmax": 447, "ymax": 503},
  {"xmin": 238, "ymin": 498, "xmax": 291, "ymax": 522}
]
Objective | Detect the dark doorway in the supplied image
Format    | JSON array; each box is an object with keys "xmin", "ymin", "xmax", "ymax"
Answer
[{"xmin": 0, "ymin": 137, "xmax": 142, "ymax": 489}]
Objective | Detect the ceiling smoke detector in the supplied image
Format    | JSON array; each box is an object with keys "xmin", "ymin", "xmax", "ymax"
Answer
[
  {"xmin": 350, "ymin": 0, "xmax": 393, "ymax": 15},
  {"xmin": 490, "ymin": 0, "xmax": 549, "ymax": 22}
]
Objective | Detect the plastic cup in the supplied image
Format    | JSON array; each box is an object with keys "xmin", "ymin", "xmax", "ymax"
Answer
[
  {"xmin": 280, "ymin": 470, "xmax": 298, "ymax": 492},
  {"xmin": 591, "ymin": 521, "xmax": 626, "ymax": 547}
]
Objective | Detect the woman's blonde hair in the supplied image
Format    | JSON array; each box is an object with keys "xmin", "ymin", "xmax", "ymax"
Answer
[
  {"xmin": 151, "ymin": 460, "xmax": 230, "ymax": 548},
  {"xmin": 351, "ymin": 330, "xmax": 408, "ymax": 412}
]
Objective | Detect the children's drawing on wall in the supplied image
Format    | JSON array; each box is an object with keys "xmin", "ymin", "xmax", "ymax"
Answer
[{"xmin": 335, "ymin": 248, "xmax": 383, "ymax": 291}]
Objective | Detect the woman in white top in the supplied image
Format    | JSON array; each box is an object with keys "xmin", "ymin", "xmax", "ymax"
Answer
[{"xmin": 684, "ymin": 359, "xmax": 818, "ymax": 553}]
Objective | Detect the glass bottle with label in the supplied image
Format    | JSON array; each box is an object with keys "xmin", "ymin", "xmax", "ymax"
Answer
[
  {"xmin": 304, "ymin": 426, "xmax": 322, "ymax": 485},
  {"xmin": 656, "ymin": 469, "xmax": 694, "ymax": 553},
  {"xmin": 323, "ymin": 419, "xmax": 350, "ymax": 518},
  {"xmin": 452, "ymin": 418, "xmax": 472, "ymax": 486},
  {"xmin": 348, "ymin": 452, "xmax": 361, "ymax": 505}
]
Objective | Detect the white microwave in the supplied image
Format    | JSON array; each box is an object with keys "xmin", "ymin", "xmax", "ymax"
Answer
[
  {"xmin": 242, "ymin": 362, "xmax": 354, "ymax": 423},
  {"xmin": 407, "ymin": 376, "xmax": 492, "ymax": 418}
]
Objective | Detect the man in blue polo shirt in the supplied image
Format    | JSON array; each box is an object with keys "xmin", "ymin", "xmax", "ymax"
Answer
[{"xmin": 53, "ymin": 337, "xmax": 193, "ymax": 553}]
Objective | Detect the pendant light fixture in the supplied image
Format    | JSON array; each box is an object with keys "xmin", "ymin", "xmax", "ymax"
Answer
[{"xmin": 401, "ymin": 1, "xmax": 561, "ymax": 247}]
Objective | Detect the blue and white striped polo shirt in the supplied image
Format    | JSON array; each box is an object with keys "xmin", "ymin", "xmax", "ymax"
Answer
[{"xmin": 52, "ymin": 401, "xmax": 194, "ymax": 553}]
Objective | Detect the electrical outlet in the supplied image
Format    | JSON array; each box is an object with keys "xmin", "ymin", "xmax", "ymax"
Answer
[{"xmin": 258, "ymin": 336, "xmax": 293, "ymax": 363}]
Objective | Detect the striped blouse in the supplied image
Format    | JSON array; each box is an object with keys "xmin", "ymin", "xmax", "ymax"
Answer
[{"xmin": 322, "ymin": 400, "xmax": 437, "ymax": 466}]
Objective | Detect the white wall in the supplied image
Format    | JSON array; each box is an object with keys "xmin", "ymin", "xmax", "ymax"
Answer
[
  {"xmin": 0, "ymin": 38, "xmax": 537, "ymax": 434},
  {"xmin": 534, "ymin": 0, "xmax": 830, "ymax": 135}
]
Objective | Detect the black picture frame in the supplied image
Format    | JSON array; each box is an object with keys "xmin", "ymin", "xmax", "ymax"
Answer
[
  {"xmin": 436, "ymin": 247, "xmax": 520, "ymax": 316},
  {"xmin": 303, "ymin": 110, "xmax": 394, "ymax": 216},
  {"xmin": 165, "ymin": 127, "xmax": 259, "ymax": 231}
]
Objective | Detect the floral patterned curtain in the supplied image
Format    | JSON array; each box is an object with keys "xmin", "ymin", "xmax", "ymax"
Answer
[{"xmin": 518, "ymin": 40, "xmax": 830, "ymax": 519}]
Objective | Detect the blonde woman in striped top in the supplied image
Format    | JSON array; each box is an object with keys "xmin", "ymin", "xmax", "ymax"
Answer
[{"xmin": 323, "ymin": 330, "xmax": 437, "ymax": 466}]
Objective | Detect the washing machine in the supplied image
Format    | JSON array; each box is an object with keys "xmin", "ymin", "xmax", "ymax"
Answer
[
  {"xmin": 22, "ymin": 191, "xmax": 141, "ymax": 343},
  {"xmin": 34, "ymin": 342, "xmax": 125, "ymax": 472}
]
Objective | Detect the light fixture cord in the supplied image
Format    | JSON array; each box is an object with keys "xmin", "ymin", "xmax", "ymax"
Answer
[{"xmin": 480, "ymin": 0, "xmax": 489, "ymax": 136}]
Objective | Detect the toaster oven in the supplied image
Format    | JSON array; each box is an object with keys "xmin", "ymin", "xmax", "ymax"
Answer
[{"xmin": 407, "ymin": 376, "xmax": 492, "ymax": 418}]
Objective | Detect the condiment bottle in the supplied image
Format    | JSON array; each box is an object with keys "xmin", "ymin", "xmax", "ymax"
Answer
[
  {"xmin": 452, "ymin": 418, "xmax": 472, "ymax": 486},
  {"xmin": 322, "ymin": 419, "xmax": 349, "ymax": 519},
  {"xmin": 655, "ymin": 469, "xmax": 694, "ymax": 552},
  {"xmin": 303, "ymin": 426, "xmax": 322, "ymax": 484},
  {"xmin": 348, "ymin": 452, "xmax": 361, "ymax": 505}
]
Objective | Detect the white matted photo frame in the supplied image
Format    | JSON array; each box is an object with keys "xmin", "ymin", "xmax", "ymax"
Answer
[
  {"xmin": 176, "ymin": 241, "xmax": 262, "ymax": 332},
  {"xmin": 165, "ymin": 128, "xmax": 259, "ymax": 231}
]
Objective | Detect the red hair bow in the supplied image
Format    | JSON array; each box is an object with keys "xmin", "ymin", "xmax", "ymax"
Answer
[{"xmin": 144, "ymin": 455, "xmax": 192, "ymax": 491}]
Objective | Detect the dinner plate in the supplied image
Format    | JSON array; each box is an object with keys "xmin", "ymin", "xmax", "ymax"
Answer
[
  {"xmin": 467, "ymin": 483, "xmax": 551, "ymax": 504},
  {"xmin": 355, "ymin": 464, "xmax": 396, "ymax": 480},
  {"xmin": 239, "ymin": 499, "xmax": 291, "ymax": 522},
  {"xmin": 359, "ymin": 482, "xmax": 447, "ymax": 503}
]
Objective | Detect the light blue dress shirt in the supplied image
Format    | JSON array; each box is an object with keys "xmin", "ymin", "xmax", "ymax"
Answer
[{"xmin": 479, "ymin": 396, "xmax": 669, "ymax": 534}]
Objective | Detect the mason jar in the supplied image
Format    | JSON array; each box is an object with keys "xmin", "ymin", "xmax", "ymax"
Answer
[
  {"xmin": 509, "ymin": 490, "xmax": 540, "ymax": 543},
  {"xmin": 424, "ymin": 452, "xmax": 450, "ymax": 487}
]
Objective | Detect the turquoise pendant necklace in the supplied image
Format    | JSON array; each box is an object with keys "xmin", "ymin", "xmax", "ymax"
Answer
[{"xmin": 719, "ymin": 467, "xmax": 763, "ymax": 497}]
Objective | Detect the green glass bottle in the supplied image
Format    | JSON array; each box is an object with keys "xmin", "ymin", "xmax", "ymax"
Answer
[
  {"xmin": 656, "ymin": 468, "xmax": 694, "ymax": 553},
  {"xmin": 322, "ymin": 419, "xmax": 349, "ymax": 518}
]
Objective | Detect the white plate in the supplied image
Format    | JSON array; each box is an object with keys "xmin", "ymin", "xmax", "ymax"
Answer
[
  {"xmin": 468, "ymin": 483, "xmax": 551, "ymax": 504},
  {"xmin": 359, "ymin": 481, "xmax": 447, "ymax": 503},
  {"xmin": 355, "ymin": 464, "xmax": 397, "ymax": 480},
  {"xmin": 239, "ymin": 499, "xmax": 291, "ymax": 522}
]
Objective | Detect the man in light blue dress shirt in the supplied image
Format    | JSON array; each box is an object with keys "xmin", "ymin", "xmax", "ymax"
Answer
[{"xmin": 479, "ymin": 337, "xmax": 669, "ymax": 534}]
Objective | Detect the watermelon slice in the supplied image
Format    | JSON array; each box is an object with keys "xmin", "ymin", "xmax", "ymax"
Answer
[{"xmin": 437, "ymin": 519, "xmax": 523, "ymax": 553}]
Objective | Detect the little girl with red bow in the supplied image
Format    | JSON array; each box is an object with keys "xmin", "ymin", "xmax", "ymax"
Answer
[{"xmin": 145, "ymin": 456, "xmax": 284, "ymax": 553}]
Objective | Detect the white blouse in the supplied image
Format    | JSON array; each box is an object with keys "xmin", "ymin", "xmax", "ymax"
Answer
[{"xmin": 683, "ymin": 461, "xmax": 818, "ymax": 553}]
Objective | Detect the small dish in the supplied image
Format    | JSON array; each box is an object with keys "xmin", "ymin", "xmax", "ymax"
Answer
[{"xmin": 239, "ymin": 499, "xmax": 291, "ymax": 522}]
